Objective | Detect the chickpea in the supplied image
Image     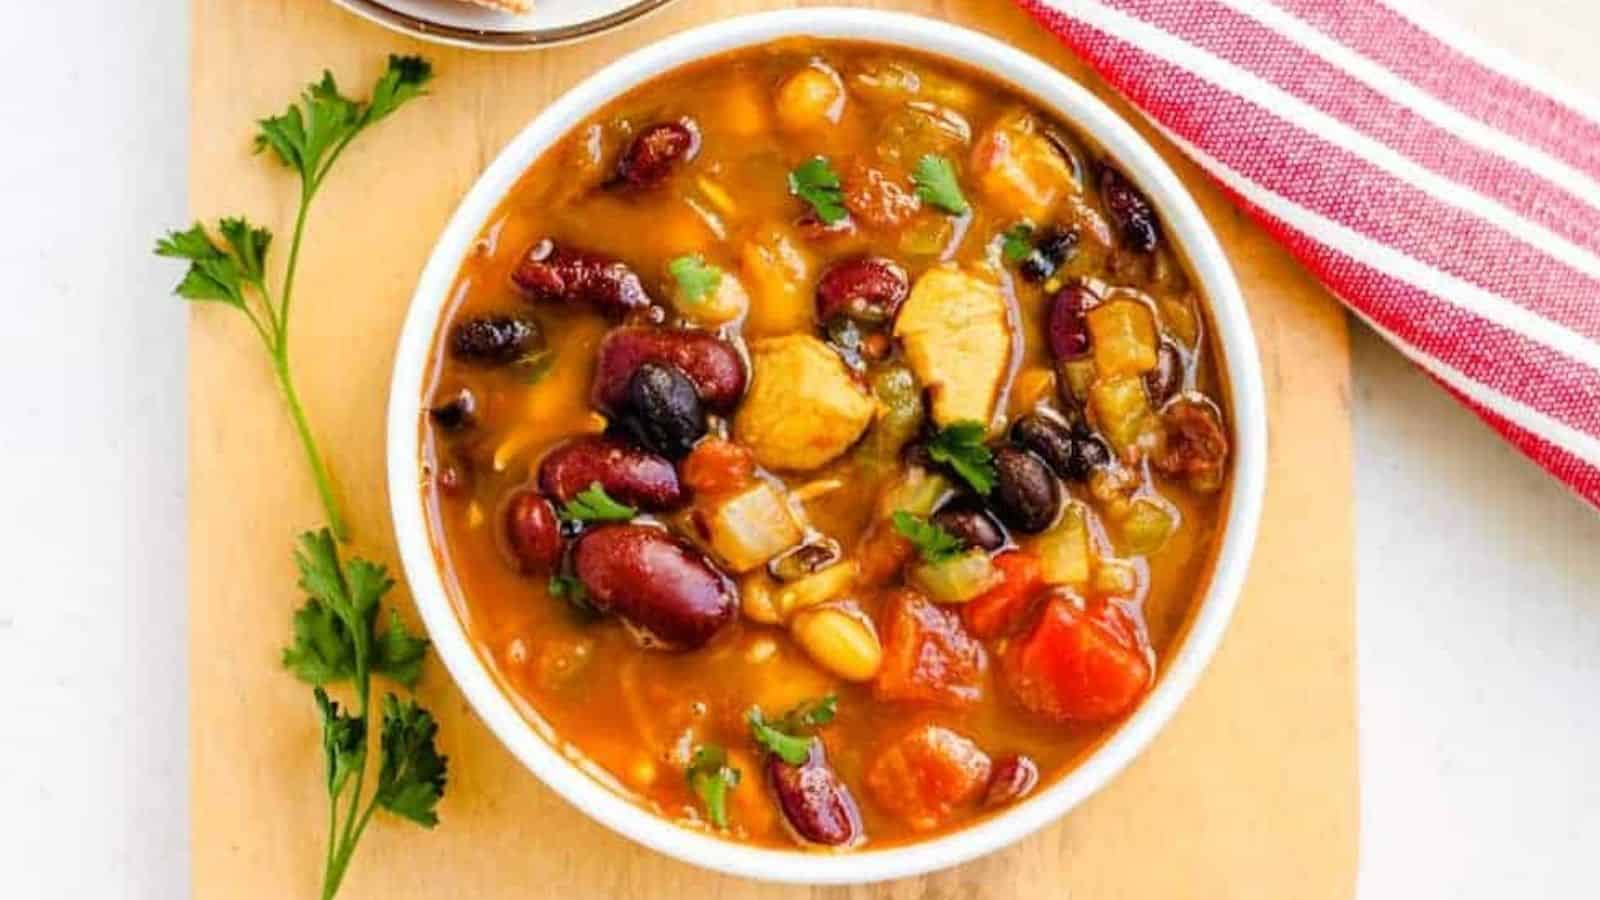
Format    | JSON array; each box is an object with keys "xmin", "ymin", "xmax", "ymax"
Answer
[{"xmin": 776, "ymin": 63, "xmax": 846, "ymax": 132}]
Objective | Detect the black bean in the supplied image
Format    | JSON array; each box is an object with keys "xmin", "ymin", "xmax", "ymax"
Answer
[
  {"xmin": 1012, "ymin": 413, "xmax": 1108, "ymax": 483},
  {"xmin": 1019, "ymin": 226, "xmax": 1079, "ymax": 283},
  {"xmin": 619, "ymin": 362, "xmax": 706, "ymax": 460},
  {"xmin": 990, "ymin": 447, "xmax": 1061, "ymax": 534},
  {"xmin": 1065, "ymin": 426, "xmax": 1111, "ymax": 481},
  {"xmin": 428, "ymin": 388, "xmax": 477, "ymax": 431},
  {"xmin": 449, "ymin": 315, "xmax": 541, "ymax": 365},
  {"xmin": 770, "ymin": 541, "xmax": 843, "ymax": 582},
  {"xmin": 932, "ymin": 503, "xmax": 1007, "ymax": 552}
]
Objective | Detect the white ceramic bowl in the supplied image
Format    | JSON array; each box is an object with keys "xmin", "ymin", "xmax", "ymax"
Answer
[{"xmin": 388, "ymin": 8, "xmax": 1267, "ymax": 885}]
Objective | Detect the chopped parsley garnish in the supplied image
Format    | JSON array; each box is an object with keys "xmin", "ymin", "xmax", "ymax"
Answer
[
  {"xmin": 892, "ymin": 511, "xmax": 964, "ymax": 564},
  {"xmin": 685, "ymin": 744, "xmax": 741, "ymax": 828},
  {"xmin": 667, "ymin": 254, "xmax": 723, "ymax": 303},
  {"xmin": 547, "ymin": 574, "xmax": 599, "ymax": 618},
  {"xmin": 558, "ymin": 482, "xmax": 637, "ymax": 524},
  {"xmin": 1001, "ymin": 222, "xmax": 1035, "ymax": 263},
  {"xmin": 746, "ymin": 694, "xmax": 838, "ymax": 765},
  {"xmin": 912, "ymin": 154, "xmax": 969, "ymax": 215},
  {"xmin": 788, "ymin": 156, "xmax": 848, "ymax": 225},
  {"xmin": 926, "ymin": 420, "xmax": 997, "ymax": 495}
]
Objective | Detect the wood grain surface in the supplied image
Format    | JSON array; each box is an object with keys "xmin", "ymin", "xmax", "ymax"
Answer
[{"xmin": 188, "ymin": 1, "xmax": 1357, "ymax": 897}]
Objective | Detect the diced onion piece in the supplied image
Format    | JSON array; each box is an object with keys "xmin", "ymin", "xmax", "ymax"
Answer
[
  {"xmin": 909, "ymin": 549, "xmax": 1003, "ymax": 605},
  {"xmin": 1087, "ymin": 299, "xmax": 1159, "ymax": 377},
  {"xmin": 702, "ymin": 482, "xmax": 804, "ymax": 573},
  {"xmin": 1089, "ymin": 374, "xmax": 1154, "ymax": 456},
  {"xmin": 1093, "ymin": 558, "xmax": 1139, "ymax": 596},
  {"xmin": 876, "ymin": 467, "xmax": 952, "ymax": 520},
  {"xmin": 1119, "ymin": 497, "xmax": 1175, "ymax": 555},
  {"xmin": 1036, "ymin": 505, "xmax": 1091, "ymax": 587}
]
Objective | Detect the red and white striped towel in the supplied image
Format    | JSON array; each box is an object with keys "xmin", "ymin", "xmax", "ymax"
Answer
[{"xmin": 1021, "ymin": 0, "xmax": 1600, "ymax": 511}]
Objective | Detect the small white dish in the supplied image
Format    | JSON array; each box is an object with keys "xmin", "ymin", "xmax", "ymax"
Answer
[
  {"xmin": 387, "ymin": 8, "xmax": 1267, "ymax": 885},
  {"xmin": 330, "ymin": 0, "xmax": 679, "ymax": 50}
]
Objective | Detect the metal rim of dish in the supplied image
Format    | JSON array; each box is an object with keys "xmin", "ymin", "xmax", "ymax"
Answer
[{"xmin": 329, "ymin": 0, "xmax": 682, "ymax": 50}]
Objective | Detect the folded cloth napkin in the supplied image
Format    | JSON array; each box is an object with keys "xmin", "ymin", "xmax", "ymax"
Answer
[{"xmin": 1021, "ymin": 0, "xmax": 1600, "ymax": 511}]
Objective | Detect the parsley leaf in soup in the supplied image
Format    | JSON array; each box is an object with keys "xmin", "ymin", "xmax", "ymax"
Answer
[
  {"xmin": 547, "ymin": 573, "xmax": 600, "ymax": 618},
  {"xmin": 686, "ymin": 744, "xmax": 741, "ymax": 829},
  {"xmin": 747, "ymin": 708, "xmax": 814, "ymax": 765},
  {"xmin": 747, "ymin": 694, "xmax": 839, "ymax": 765},
  {"xmin": 777, "ymin": 693, "xmax": 838, "ymax": 731},
  {"xmin": 912, "ymin": 154, "xmax": 969, "ymax": 216},
  {"xmin": 668, "ymin": 254, "xmax": 723, "ymax": 303},
  {"xmin": 926, "ymin": 420, "xmax": 997, "ymax": 495},
  {"xmin": 892, "ymin": 511, "xmax": 964, "ymax": 564},
  {"xmin": 788, "ymin": 156, "xmax": 848, "ymax": 225},
  {"xmin": 559, "ymin": 482, "xmax": 638, "ymax": 524},
  {"xmin": 1001, "ymin": 222, "xmax": 1035, "ymax": 263}
]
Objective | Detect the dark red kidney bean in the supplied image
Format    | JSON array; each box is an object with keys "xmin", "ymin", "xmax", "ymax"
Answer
[
  {"xmin": 618, "ymin": 363, "xmax": 705, "ymax": 460},
  {"xmin": 503, "ymin": 490, "xmax": 563, "ymax": 574},
  {"xmin": 1099, "ymin": 164, "xmax": 1160, "ymax": 253},
  {"xmin": 767, "ymin": 742, "xmax": 864, "ymax": 847},
  {"xmin": 435, "ymin": 458, "xmax": 471, "ymax": 498},
  {"xmin": 591, "ymin": 326, "xmax": 747, "ymax": 414},
  {"xmin": 537, "ymin": 435, "xmax": 685, "ymax": 511},
  {"xmin": 428, "ymin": 387, "xmax": 477, "ymax": 432},
  {"xmin": 1144, "ymin": 340, "xmax": 1183, "ymax": 407},
  {"xmin": 815, "ymin": 257, "xmax": 910, "ymax": 324},
  {"xmin": 1046, "ymin": 284, "xmax": 1095, "ymax": 360},
  {"xmin": 450, "ymin": 315, "xmax": 542, "ymax": 365},
  {"xmin": 511, "ymin": 240, "xmax": 652, "ymax": 317},
  {"xmin": 616, "ymin": 120, "xmax": 699, "ymax": 188},
  {"xmin": 932, "ymin": 503, "xmax": 1007, "ymax": 552},
  {"xmin": 572, "ymin": 524, "xmax": 735, "ymax": 649},
  {"xmin": 990, "ymin": 446, "xmax": 1061, "ymax": 534},
  {"xmin": 983, "ymin": 754, "xmax": 1040, "ymax": 808}
]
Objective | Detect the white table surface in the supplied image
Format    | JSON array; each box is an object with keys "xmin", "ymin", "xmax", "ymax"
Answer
[{"xmin": 1, "ymin": 1, "xmax": 1596, "ymax": 897}]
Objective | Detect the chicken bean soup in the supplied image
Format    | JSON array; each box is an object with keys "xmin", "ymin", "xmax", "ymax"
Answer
[{"xmin": 420, "ymin": 40, "xmax": 1232, "ymax": 850}]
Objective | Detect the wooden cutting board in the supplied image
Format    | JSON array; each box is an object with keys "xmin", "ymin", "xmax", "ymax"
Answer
[{"xmin": 188, "ymin": 0, "xmax": 1357, "ymax": 897}]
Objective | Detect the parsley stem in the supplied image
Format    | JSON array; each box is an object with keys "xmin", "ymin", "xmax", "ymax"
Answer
[
  {"xmin": 271, "ymin": 348, "xmax": 348, "ymax": 541},
  {"xmin": 276, "ymin": 184, "xmax": 314, "ymax": 342}
]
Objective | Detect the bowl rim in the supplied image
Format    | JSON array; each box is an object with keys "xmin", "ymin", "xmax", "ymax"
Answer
[{"xmin": 386, "ymin": 7, "xmax": 1267, "ymax": 885}]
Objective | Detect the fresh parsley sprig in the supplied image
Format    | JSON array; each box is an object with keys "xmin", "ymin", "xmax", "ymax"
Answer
[
  {"xmin": 912, "ymin": 154, "xmax": 969, "ymax": 215},
  {"xmin": 685, "ymin": 745, "xmax": 741, "ymax": 828},
  {"xmin": 891, "ymin": 511, "xmax": 964, "ymax": 564},
  {"xmin": 155, "ymin": 56, "xmax": 434, "ymax": 541},
  {"xmin": 1001, "ymin": 222, "xmax": 1036, "ymax": 263},
  {"xmin": 926, "ymin": 420, "xmax": 997, "ymax": 495},
  {"xmin": 283, "ymin": 530, "xmax": 447, "ymax": 900},
  {"xmin": 788, "ymin": 156, "xmax": 848, "ymax": 225},
  {"xmin": 559, "ymin": 482, "xmax": 637, "ymax": 524}
]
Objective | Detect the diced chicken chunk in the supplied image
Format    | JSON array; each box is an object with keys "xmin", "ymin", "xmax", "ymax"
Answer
[
  {"xmin": 892, "ymin": 264, "xmax": 1012, "ymax": 429},
  {"xmin": 733, "ymin": 335, "xmax": 875, "ymax": 471}
]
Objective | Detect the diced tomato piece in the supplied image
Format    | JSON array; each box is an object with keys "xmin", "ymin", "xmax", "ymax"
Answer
[
  {"xmin": 1001, "ymin": 596, "xmax": 1152, "ymax": 723},
  {"xmin": 680, "ymin": 438, "xmax": 755, "ymax": 496},
  {"xmin": 865, "ymin": 723, "xmax": 992, "ymax": 830},
  {"xmin": 875, "ymin": 590, "xmax": 987, "ymax": 706},
  {"xmin": 962, "ymin": 551, "xmax": 1044, "ymax": 639}
]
